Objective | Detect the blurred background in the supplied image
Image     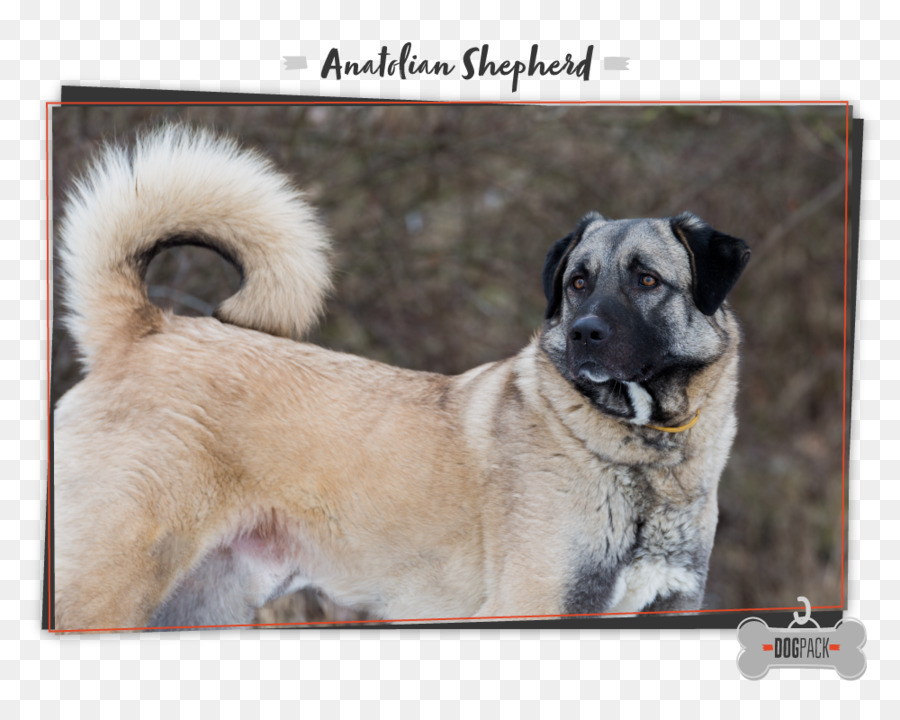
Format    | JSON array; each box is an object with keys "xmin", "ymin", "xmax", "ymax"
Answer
[{"xmin": 51, "ymin": 103, "xmax": 849, "ymax": 623}]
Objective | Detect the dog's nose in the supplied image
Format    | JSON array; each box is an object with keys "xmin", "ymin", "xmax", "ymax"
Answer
[{"xmin": 569, "ymin": 315, "xmax": 611, "ymax": 345}]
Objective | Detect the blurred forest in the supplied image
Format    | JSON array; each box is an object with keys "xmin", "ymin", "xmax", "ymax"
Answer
[{"xmin": 51, "ymin": 103, "xmax": 849, "ymax": 624}]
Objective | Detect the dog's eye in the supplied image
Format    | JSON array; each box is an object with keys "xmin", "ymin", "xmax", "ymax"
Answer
[
  {"xmin": 639, "ymin": 274, "xmax": 659, "ymax": 288},
  {"xmin": 571, "ymin": 276, "xmax": 586, "ymax": 291}
]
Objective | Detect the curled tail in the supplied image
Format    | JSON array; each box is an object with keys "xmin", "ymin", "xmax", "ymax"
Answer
[{"xmin": 58, "ymin": 125, "xmax": 332, "ymax": 369}]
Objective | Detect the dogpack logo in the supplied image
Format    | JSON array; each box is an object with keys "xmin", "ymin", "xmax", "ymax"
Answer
[{"xmin": 737, "ymin": 598, "xmax": 867, "ymax": 680}]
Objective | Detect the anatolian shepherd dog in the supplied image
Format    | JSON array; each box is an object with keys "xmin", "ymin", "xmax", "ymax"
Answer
[{"xmin": 53, "ymin": 127, "xmax": 750, "ymax": 630}]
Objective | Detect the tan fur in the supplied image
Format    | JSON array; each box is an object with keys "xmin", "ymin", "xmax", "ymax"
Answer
[{"xmin": 54, "ymin": 127, "xmax": 743, "ymax": 629}]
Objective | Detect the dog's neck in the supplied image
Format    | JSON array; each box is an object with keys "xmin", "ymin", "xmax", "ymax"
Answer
[{"xmin": 519, "ymin": 339, "xmax": 739, "ymax": 475}]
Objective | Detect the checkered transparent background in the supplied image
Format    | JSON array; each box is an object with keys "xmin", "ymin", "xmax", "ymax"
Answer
[{"xmin": 6, "ymin": 0, "xmax": 897, "ymax": 715}]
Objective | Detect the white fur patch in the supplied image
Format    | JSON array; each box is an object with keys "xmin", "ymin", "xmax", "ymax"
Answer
[
  {"xmin": 626, "ymin": 382, "xmax": 653, "ymax": 425},
  {"xmin": 607, "ymin": 558, "xmax": 700, "ymax": 614}
]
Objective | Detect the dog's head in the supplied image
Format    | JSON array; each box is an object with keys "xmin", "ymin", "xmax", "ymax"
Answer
[{"xmin": 539, "ymin": 211, "xmax": 750, "ymax": 426}]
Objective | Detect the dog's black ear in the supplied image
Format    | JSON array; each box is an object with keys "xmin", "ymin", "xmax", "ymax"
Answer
[
  {"xmin": 543, "ymin": 212, "xmax": 604, "ymax": 319},
  {"xmin": 671, "ymin": 212, "xmax": 751, "ymax": 316}
]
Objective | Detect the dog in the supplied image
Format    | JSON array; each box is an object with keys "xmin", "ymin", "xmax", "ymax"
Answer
[{"xmin": 53, "ymin": 126, "xmax": 750, "ymax": 629}]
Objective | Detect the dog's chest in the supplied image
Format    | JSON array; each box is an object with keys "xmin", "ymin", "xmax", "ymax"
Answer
[{"xmin": 562, "ymin": 465, "xmax": 702, "ymax": 614}]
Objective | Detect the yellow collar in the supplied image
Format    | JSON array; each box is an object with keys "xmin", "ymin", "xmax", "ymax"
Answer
[{"xmin": 645, "ymin": 410, "xmax": 700, "ymax": 433}]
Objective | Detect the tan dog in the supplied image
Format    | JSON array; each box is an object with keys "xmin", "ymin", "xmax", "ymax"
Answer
[{"xmin": 53, "ymin": 127, "xmax": 749, "ymax": 629}]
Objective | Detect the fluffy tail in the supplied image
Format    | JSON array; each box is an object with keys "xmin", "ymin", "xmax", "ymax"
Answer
[{"xmin": 58, "ymin": 125, "xmax": 332, "ymax": 369}]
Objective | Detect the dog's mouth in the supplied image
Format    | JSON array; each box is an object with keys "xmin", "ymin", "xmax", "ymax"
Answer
[
  {"xmin": 573, "ymin": 360, "xmax": 655, "ymax": 385},
  {"xmin": 574, "ymin": 363, "xmax": 610, "ymax": 384},
  {"xmin": 569, "ymin": 371, "xmax": 654, "ymax": 424}
]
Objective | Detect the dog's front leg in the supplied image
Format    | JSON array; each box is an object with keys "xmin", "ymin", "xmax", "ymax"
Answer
[{"xmin": 472, "ymin": 566, "xmax": 567, "ymax": 620}]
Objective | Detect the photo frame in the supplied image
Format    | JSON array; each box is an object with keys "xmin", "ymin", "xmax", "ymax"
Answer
[{"xmin": 46, "ymin": 93, "xmax": 859, "ymax": 632}]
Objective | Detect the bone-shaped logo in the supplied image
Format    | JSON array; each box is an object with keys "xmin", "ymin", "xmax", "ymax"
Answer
[{"xmin": 737, "ymin": 599, "xmax": 866, "ymax": 680}]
